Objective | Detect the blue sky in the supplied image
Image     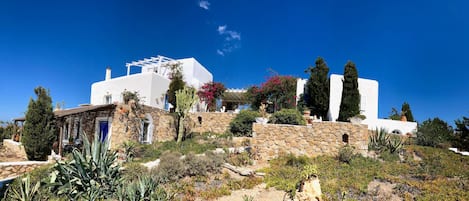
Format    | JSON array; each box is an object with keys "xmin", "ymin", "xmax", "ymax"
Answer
[{"xmin": 1, "ymin": 0, "xmax": 468, "ymax": 125}]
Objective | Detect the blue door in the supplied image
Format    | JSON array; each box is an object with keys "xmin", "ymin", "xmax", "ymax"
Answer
[{"xmin": 99, "ymin": 121, "xmax": 109, "ymax": 142}]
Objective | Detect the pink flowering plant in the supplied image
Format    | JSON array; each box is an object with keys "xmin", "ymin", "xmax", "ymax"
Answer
[
  {"xmin": 246, "ymin": 75, "xmax": 297, "ymax": 111},
  {"xmin": 197, "ymin": 82, "xmax": 226, "ymax": 111}
]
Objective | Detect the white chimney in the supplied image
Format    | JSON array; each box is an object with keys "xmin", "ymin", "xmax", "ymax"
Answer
[{"xmin": 105, "ymin": 67, "xmax": 111, "ymax": 80}]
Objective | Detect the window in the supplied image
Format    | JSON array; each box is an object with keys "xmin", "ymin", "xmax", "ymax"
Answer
[
  {"xmin": 342, "ymin": 134, "xmax": 349, "ymax": 143},
  {"xmin": 391, "ymin": 129, "xmax": 402, "ymax": 135},
  {"xmin": 63, "ymin": 123, "xmax": 69, "ymax": 144},
  {"xmin": 105, "ymin": 95, "xmax": 112, "ymax": 104},
  {"xmin": 140, "ymin": 114, "xmax": 153, "ymax": 144}
]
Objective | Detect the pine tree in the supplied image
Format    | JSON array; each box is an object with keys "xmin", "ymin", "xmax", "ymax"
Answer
[
  {"xmin": 338, "ymin": 61, "xmax": 360, "ymax": 122},
  {"xmin": 304, "ymin": 57, "xmax": 330, "ymax": 120},
  {"xmin": 22, "ymin": 86, "xmax": 56, "ymax": 161},
  {"xmin": 401, "ymin": 102, "xmax": 415, "ymax": 122},
  {"xmin": 166, "ymin": 62, "xmax": 186, "ymax": 112}
]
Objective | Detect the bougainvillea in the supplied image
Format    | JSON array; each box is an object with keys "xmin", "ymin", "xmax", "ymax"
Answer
[
  {"xmin": 197, "ymin": 82, "xmax": 226, "ymax": 111},
  {"xmin": 246, "ymin": 75, "xmax": 297, "ymax": 111}
]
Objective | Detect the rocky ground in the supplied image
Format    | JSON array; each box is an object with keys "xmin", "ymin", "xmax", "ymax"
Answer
[{"xmin": 216, "ymin": 183, "xmax": 286, "ymax": 201}]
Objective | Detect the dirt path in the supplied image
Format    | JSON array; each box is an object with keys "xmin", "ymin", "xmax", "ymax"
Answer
[{"xmin": 216, "ymin": 183, "xmax": 287, "ymax": 201}]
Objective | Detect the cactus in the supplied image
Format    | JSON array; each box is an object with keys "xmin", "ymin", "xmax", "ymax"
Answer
[{"xmin": 175, "ymin": 86, "xmax": 198, "ymax": 144}]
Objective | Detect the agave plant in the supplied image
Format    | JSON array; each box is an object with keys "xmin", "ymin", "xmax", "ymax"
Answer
[
  {"xmin": 369, "ymin": 128, "xmax": 390, "ymax": 152},
  {"xmin": 116, "ymin": 175, "xmax": 169, "ymax": 201},
  {"xmin": 48, "ymin": 132, "xmax": 122, "ymax": 201},
  {"xmin": 387, "ymin": 135, "xmax": 404, "ymax": 154},
  {"xmin": 121, "ymin": 141, "xmax": 137, "ymax": 162},
  {"xmin": 6, "ymin": 174, "xmax": 40, "ymax": 201}
]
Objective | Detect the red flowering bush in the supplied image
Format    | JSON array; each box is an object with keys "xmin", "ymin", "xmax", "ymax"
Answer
[
  {"xmin": 246, "ymin": 75, "xmax": 297, "ymax": 111},
  {"xmin": 197, "ymin": 82, "xmax": 226, "ymax": 111}
]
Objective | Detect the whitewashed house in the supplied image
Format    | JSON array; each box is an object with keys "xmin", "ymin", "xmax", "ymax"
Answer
[
  {"xmin": 90, "ymin": 55, "xmax": 213, "ymax": 110},
  {"xmin": 297, "ymin": 74, "xmax": 417, "ymax": 135}
]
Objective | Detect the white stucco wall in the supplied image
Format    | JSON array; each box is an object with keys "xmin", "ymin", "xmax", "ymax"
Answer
[
  {"xmin": 296, "ymin": 79, "xmax": 307, "ymax": 102},
  {"xmin": 90, "ymin": 57, "xmax": 213, "ymax": 110},
  {"xmin": 328, "ymin": 74, "xmax": 379, "ymax": 122},
  {"xmin": 178, "ymin": 58, "xmax": 213, "ymax": 89},
  {"xmin": 91, "ymin": 72, "xmax": 170, "ymax": 108},
  {"xmin": 296, "ymin": 74, "xmax": 416, "ymax": 134},
  {"xmin": 370, "ymin": 119, "xmax": 418, "ymax": 135}
]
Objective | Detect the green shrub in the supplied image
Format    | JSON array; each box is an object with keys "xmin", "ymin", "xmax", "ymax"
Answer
[
  {"xmin": 229, "ymin": 110, "xmax": 260, "ymax": 137},
  {"xmin": 134, "ymin": 138, "xmax": 218, "ymax": 162},
  {"xmin": 416, "ymin": 118, "xmax": 454, "ymax": 147},
  {"xmin": 263, "ymin": 154, "xmax": 313, "ymax": 198},
  {"xmin": 284, "ymin": 153, "xmax": 310, "ymax": 168},
  {"xmin": 183, "ymin": 153, "xmax": 209, "ymax": 176},
  {"xmin": 379, "ymin": 151, "xmax": 400, "ymax": 162},
  {"xmin": 153, "ymin": 151, "xmax": 185, "ymax": 183},
  {"xmin": 338, "ymin": 145, "xmax": 356, "ymax": 163},
  {"xmin": 226, "ymin": 152, "xmax": 252, "ymax": 167},
  {"xmin": 227, "ymin": 176, "xmax": 263, "ymax": 190},
  {"xmin": 122, "ymin": 162, "xmax": 149, "ymax": 182},
  {"xmin": 269, "ymin": 109, "xmax": 305, "ymax": 125},
  {"xmin": 203, "ymin": 151, "xmax": 224, "ymax": 173}
]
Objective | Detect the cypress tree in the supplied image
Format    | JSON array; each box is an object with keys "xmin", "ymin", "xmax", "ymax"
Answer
[
  {"xmin": 22, "ymin": 86, "xmax": 56, "ymax": 161},
  {"xmin": 401, "ymin": 102, "xmax": 415, "ymax": 122},
  {"xmin": 166, "ymin": 62, "xmax": 186, "ymax": 112},
  {"xmin": 304, "ymin": 57, "xmax": 330, "ymax": 120},
  {"xmin": 338, "ymin": 61, "xmax": 360, "ymax": 122}
]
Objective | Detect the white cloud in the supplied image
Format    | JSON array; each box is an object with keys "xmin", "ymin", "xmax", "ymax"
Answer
[
  {"xmin": 199, "ymin": 0, "xmax": 210, "ymax": 10},
  {"xmin": 217, "ymin": 25, "xmax": 241, "ymax": 41},
  {"xmin": 216, "ymin": 25, "xmax": 241, "ymax": 56},
  {"xmin": 217, "ymin": 25, "xmax": 227, "ymax": 34}
]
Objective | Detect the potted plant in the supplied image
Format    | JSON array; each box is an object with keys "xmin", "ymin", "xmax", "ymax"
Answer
[{"xmin": 255, "ymin": 103, "xmax": 269, "ymax": 124}]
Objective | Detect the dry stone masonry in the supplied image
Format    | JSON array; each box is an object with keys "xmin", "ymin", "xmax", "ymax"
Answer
[
  {"xmin": 0, "ymin": 161, "xmax": 50, "ymax": 180},
  {"xmin": 189, "ymin": 112, "xmax": 236, "ymax": 134},
  {"xmin": 251, "ymin": 122, "xmax": 369, "ymax": 161}
]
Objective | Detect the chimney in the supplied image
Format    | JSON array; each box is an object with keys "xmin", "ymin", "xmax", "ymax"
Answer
[{"xmin": 105, "ymin": 67, "xmax": 111, "ymax": 80}]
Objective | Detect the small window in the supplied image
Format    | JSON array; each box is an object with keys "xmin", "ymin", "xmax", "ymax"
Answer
[
  {"xmin": 63, "ymin": 123, "xmax": 69, "ymax": 143},
  {"xmin": 198, "ymin": 116, "xmax": 203, "ymax": 125},
  {"xmin": 140, "ymin": 114, "xmax": 153, "ymax": 144},
  {"xmin": 104, "ymin": 95, "xmax": 112, "ymax": 104},
  {"xmin": 391, "ymin": 129, "xmax": 402, "ymax": 135},
  {"xmin": 342, "ymin": 134, "xmax": 349, "ymax": 143}
]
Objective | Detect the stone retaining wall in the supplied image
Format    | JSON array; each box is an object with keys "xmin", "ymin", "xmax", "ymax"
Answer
[
  {"xmin": 0, "ymin": 161, "xmax": 50, "ymax": 180},
  {"xmin": 0, "ymin": 140, "xmax": 27, "ymax": 162},
  {"xmin": 189, "ymin": 112, "xmax": 236, "ymax": 134},
  {"xmin": 251, "ymin": 122, "xmax": 369, "ymax": 161}
]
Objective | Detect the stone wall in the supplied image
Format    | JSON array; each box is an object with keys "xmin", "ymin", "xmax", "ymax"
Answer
[
  {"xmin": 251, "ymin": 122, "xmax": 369, "ymax": 161},
  {"xmin": 110, "ymin": 108, "xmax": 236, "ymax": 149},
  {"xmin": 189, "ymin": 112, "xmax": 237, "ymax": 134},
  {"xmin": 0, "ymin": 140, "xmax": 27, "ymax": 162},
  {"xmin": 0, "ymin": 161, "xmax": 50, "ymax": 180},
  {"xmin": 110, "ymin": 106, "xmax": 177, "ymax": 149}
]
